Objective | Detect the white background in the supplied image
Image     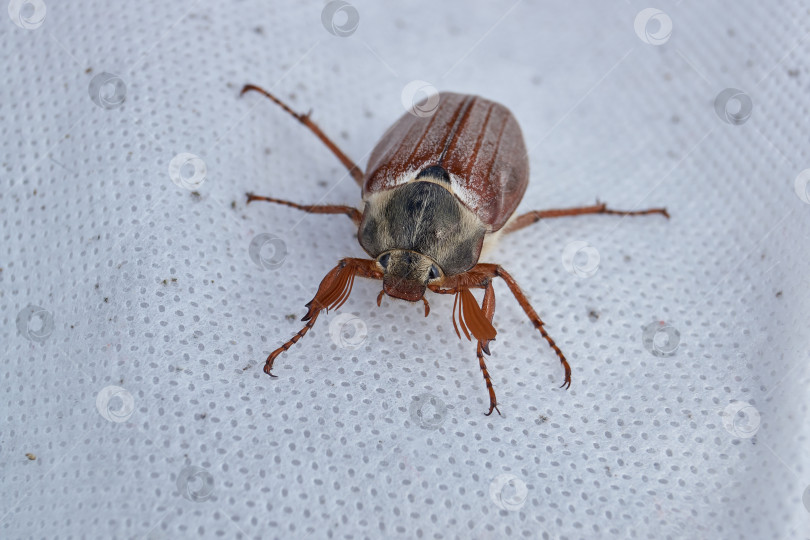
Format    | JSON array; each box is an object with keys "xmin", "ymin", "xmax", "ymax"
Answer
[{"xmin": 2, "ymin": 1, "xmax": 809, "ymax": 538}]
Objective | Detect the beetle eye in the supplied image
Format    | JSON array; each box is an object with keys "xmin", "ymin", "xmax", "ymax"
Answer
[
  {"xmin": 428, "ymin": 264, "xmax": 440, "ymax": 281},
  {"xmin": 378, "ymin": 253, "xmax": 390, "ymax": 269}
]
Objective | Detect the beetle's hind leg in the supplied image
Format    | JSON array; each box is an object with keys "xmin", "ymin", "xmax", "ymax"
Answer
[
  {"xmin": 241, "ymin": 84, "xmax": 365, "ymax": 186},
  {"xmin": 504, "ymin": 202, "xmax": 669, "ymax": 234},
  {"xmin": 246, "ymin": 193, "xmax": 362, "ymax": 226}
]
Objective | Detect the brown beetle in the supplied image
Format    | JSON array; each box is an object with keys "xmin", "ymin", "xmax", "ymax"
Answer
[{"xmin": 242, "ymin": 84, "xmax": 668, "ymax": 416}]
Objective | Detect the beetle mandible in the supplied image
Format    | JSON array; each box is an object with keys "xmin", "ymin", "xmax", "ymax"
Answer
[{"xmin": 242, "ymin": 84, "xmax": 668, "ymax": 416}]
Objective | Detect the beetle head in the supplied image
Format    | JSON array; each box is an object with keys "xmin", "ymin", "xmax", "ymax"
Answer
[{"xmin": 378, "ymin": 249, "xmax": 442, "ymax": 302}]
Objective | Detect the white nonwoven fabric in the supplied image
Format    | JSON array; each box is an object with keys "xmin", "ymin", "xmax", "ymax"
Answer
[{"xmin": 2, "ymin": 1, "xmax": 809, "ymax": 539}]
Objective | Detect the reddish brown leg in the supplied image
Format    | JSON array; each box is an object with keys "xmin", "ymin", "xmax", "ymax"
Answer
[
  {"xmin": 431, "ymin": 264, "xmax": 572, "ymax": 389},
  {"xmin": 241, "ymin": 84, "xmax": 365, "ymax": 186},
  {"xmin": 264, "ymin": 312, "xmax": 321, "ymax": 377},
  {"xmin": 246, "ymin": 193, "xmax": 362, "ymax": 226},
  {"xmin": 504, "ymin": 202, "xmax": 669, "ymax": 234},
  {"xmin": 476, "ymin": 343, "xmax": 500, "ymax": 415},
  {"xmin": 428, "ymin": 279, "xmax": 501, "ymax": 415},
  {"xmin": 263, "ymin": 258, "xmax": 382, "ymax": 375},
  {"xmin": 479, "ymin": 280, "xmax": 496, "ymax": 356},
  {"xmin": 477, "ymin": 281, "xmax": 500, "ymax": 416},
  {"xmin": 492, "ymin": 266, "xmax": 571, "ymax": 389}
]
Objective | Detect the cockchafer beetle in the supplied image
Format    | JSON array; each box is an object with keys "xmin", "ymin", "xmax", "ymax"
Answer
[{"xmin": 242, "ymin": 84, "xmax": 668, "ymax": 416}]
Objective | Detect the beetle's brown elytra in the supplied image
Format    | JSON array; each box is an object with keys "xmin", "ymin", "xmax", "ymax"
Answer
[{"xmin": 242, "ymin": 84, "xmax": 669, "ymax": 416}]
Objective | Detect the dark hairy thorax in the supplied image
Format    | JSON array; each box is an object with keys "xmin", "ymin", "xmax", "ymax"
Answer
[{"xmin": 358, "ymin": 178, "xmax": 486, "ymax": 277}]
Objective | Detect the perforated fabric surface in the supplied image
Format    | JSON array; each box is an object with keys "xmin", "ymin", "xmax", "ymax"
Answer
[{"xmin": 2, "ymin": 1, "xmax": 809, "ymax": 539}]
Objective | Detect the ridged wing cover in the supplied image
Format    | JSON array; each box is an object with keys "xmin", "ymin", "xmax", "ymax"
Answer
[{"xmin": 362, "ymin": 92, "xmax": 529, "ymax": 231}]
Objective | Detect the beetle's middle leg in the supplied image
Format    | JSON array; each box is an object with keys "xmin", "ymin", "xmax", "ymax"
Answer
[
  {"xmin": 504, "ymin": 202, "xmax": 669, "ymax": 234},
  {"xmin": 246, "ymin": 193, "xmax": 362, "ymax": 226},
  {"xmin": 263, "ymin": 258, "xmax": 381, "ymax": 375}
]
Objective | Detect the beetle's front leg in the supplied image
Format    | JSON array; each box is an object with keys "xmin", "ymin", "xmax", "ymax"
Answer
[
  {"xmin": 476, "ymin": 281, "xmax": 501, "ymax": 416},
  {"xmin": 263, "ymin": 258, "xmax": 381, "ymax": 375},
  {"xmin": 432, "ymin": 264, "xmax": 572, "ymax": 390},
  {"xmin": 430, "ymin": 275, "xmax": 501, "ymax": 415},
  {"xmin": 488, "ymin": 264, "xmax": 572, "ymax": 389}
]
